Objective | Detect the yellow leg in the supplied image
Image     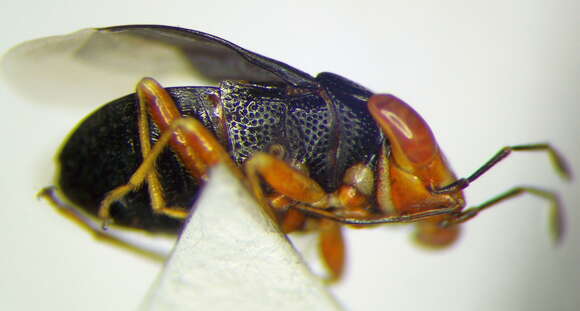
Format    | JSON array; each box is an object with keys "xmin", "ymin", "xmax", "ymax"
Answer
[
  {"xmin": 38, "ymin": 187, "xmax": 166, "ymax": 261},
  {"xmin": 136, "ymin": 80, "xmax": 189, "ymax": 221},
  {"xmin": 99, "ymin": 117, "xmax": 242, "ymax": 225},
  {"xmin": 98, "ymin": 78, "xmax": 240, "ymax": 227}
]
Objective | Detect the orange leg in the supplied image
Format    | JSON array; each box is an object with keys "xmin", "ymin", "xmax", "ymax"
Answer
[
  {"xmin": 266, "ymin": 192, "xmax": 344, "ymax": 279},
  {"xmin": 244, "ymin": 152, "xmax": 462, "ymax": 279},
  {"xmin": 245, "ymin": 152, "xmax": 349, "ymax": 278},
  {"xmin": 244, "ymin": 152, "xmax": 328, "ymax": 222},
  {"xmin": 267, "ymin": 193, "xmax": 308, "ymax": 233},
  {"xmin": 99, "ymin": 78, "xmax": 240, "ymax": 226},
  {"xmin": 245, "ymin": 152, "xmax": 327, "ymax": 205},
  {"xmin": 414, "ymin": 218, "xmax": 462, "ymax": 249},
  {"xmin": 319, "ymin": 219, "xmax": 346, "ymax": 282},
  {"xmin": 243, "ymin": 152, "xmax": 460, "ymax": 280}
]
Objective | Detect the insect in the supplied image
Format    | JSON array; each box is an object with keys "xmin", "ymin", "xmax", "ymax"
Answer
[{"xmin": 18, "ymin": 25, "xmax": 568, "ymax": 281}]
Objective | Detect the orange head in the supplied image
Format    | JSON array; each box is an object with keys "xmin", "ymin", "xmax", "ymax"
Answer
[{"xmin": 368, "ymin": 94, "xmax": 465, "ymax": 246}]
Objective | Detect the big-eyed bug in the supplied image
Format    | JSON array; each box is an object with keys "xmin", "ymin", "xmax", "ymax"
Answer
[{"xmin": 5, "ymin": 25, "xmax": 569, "ymax": 281}]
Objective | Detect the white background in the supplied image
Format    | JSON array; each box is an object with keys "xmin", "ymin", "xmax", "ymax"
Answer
[{"xmin": 0, "ymin": 1, "xmax": 579, "ymax": 310}]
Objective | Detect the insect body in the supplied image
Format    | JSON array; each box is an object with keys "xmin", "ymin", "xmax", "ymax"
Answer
[
  {"xmin": 24, "ymin": 25, "xmax": 569, "ymax": 281},
  {"xmin": 56, "ymin": 75, "xmax": 379, "ymax": 233}
]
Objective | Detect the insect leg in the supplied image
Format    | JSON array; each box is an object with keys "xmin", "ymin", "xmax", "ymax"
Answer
[
  {"xmin": 244, "ymin": 152, "xmax": 351, "ymax": 279},
  {"xmin": 39, "ymin": 187, "xmax": 166, "ymax": 261},
  {"xmin": 99, "ymin": 78, "xmax": 241, "ymax": 226},
  {"xmin": 99, "ymin": 78, "xmax": 185, "ymax": 223},
  {"xmin": 244, "ymin": 151, "xmax": 329, "ymax": 221},
  {"xmin": 414, "ymin": 219, "xmax": 462, "ymax": 248},
  {"xmin": 433, "ymin": 144, "xmax": 571, "ymax": 194},
  {"xmin": 440, "ymin": 186, "xmax": 564, "ymax": 243},
  {"xmin": 294, "ymin": 204, "xmax": 457, "ymax": 225},
  {"xmin": 245, "ymin": 152, "xmax": 460, "ymax": 223},
  {"xmin": 99, "ymin": 117, "xmax": 241, "ymax": 224},
  {"xmin": 267, "ymin": 194, "xmax": 308, "ymax": 233},
  {"xmin": 319, "ymin": 218, "xmax": 345, "ymax": 282}
]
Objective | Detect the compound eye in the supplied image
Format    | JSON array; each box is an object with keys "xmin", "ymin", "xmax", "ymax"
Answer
[{"xmin": 368, "ymin": 94, "xmax": 438, "ymax": 172}]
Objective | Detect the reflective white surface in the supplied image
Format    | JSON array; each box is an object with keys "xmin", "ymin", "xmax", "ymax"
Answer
[
  {"xmin": 0, "ymin": 1, "xmax": 579, "ymax": 310},
  {"xmin": 141, "ymin": 165, "xmax": 341, "ymax": 311}
]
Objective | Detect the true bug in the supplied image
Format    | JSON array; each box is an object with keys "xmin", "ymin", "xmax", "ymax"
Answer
[{"xmin": 13, "ymin": 25, "xmax": 568, "ymax": 281}]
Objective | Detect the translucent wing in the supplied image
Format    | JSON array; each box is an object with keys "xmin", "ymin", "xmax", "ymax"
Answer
[{"xmin": 2, "ymin": 25, "xmax": 316, "ymax": 105}]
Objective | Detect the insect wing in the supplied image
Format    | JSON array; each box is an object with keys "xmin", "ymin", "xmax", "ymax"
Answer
[
  {"xmin": 100, "ymin": 25, "xmax": 316, "ymax": 86},
  {"xmin": 1, "ymin": 25, "xmax": 316, "ymax": 105}
]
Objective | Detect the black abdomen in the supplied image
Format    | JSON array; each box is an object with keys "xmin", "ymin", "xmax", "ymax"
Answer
[{"xmin": 58, "ymin": 87, "xmax": 218, "ymax": 233}]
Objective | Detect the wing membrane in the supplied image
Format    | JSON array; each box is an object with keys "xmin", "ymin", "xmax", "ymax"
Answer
[{"xmin": 1, "ymin": 25, "xmax": 315, "ymax": 105}]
